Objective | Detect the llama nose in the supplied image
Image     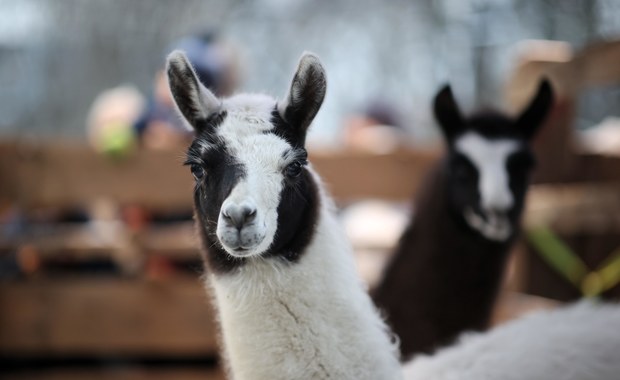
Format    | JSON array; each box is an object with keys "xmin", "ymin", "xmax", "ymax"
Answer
[{"xmin": 222, "ymin": 204, "xmax": 257, "ymax": 230}]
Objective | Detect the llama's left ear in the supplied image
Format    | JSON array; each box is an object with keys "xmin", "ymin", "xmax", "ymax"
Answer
[
  {"xmin": 166, "ymin": 50, "xmax": 221, "ymax": 133},
  {"xmin": 516, "ymin": 79, "xmax": 554, "ymax": 140},
  {"xmin": 278, "ymin": 52, "xmax": 327, "ymax": 136},
  {"xmin": 433, "ymin": 84, "xmax": 465, "ymax": 142}
]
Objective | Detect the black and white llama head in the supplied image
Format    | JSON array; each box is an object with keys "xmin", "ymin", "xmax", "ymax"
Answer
[
  {"xmin": 434, "ymin": 80, "xmax": 553, "ymax": 242},
  {"xmin": 167, "ymin": 51, "xmax": 326, "ymax": 272}
]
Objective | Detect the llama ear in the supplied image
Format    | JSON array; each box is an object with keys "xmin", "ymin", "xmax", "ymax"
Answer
[
  {"xmin": 166, "ymin": 50, "xmax": 221, "ymax": 132},
  {"xmin": 516, "ymin": 79, "xmax": 554, "ymax": 140},
  {"xmin": 277, "ymin": 52, "xmax": 327, "ymax": 135},
  {"xmin": 433, "ymin": 84, "xmax": 465, "ymax": 141}
]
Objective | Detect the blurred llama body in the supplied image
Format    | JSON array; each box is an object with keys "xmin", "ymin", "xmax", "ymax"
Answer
[
  {"xmin": 375, "ymin": 81, "xmax": 554, "ymax": 358},
  {"xmin": 403, "ymin": 300, "xmax": 620, "ymax": 380}
]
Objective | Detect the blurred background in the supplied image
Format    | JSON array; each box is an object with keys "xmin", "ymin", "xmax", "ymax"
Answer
[
  {"xmin": 1, "ymin": 1, "xmax": 620, "ymax": 379},
  {"xmin": 3, "ymin": 0, "xmax": 620, "ymax": 143}
]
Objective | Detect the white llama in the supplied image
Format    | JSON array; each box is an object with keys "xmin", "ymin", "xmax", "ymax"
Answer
[
  {"xmin": 403, "ymin": 300, "xmax": 620, "ymax": 379},
  {"xmin": 168, "ymin": 50, "xmax": 620, "ymax": 380},
  {"xmin": 167, "ymin": 51, "xmax": 402, "ymax": 380}
]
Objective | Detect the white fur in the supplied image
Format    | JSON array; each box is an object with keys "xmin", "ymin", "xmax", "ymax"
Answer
[
  {"xmin": 214, "ymin": 94, "xmax": 286, "ymax": 257},
  {"xmin": 403, "ymin": 300, "xmax": 620, "ymax": 380},
  {"xmin": 210, "ymin": 170, "xmax": 402, "ymax": 380},
  {"xmin": 199, "ymin": 92, "xmax": 401, "ymax": 379},
  {"xmin": 455, "ymin": 132, "xmax": 519, "ymax": 241}
]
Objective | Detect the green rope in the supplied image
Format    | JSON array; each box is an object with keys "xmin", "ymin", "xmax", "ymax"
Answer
[{"xmin": 526, "ymin": 226, "xmax": 620, "ymax": 297}]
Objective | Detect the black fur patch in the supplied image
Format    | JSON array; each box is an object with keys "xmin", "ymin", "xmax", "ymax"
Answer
[
  {"xmin": 185, "ymin": 111, "xmax": 250, "ymax": 273},
  {"xmin": 265, "ymin": 167, "xmax": 319, "ymax": 263},
  {"xmin": 464, "ymin": 112, "xmax": 528, "ymax": 141},
  {"xmin": 268, "ymin": 107, "xmax": 306, "ymax": 148},
  {"xmin": 282, "ymin": 59, "xmax": 327, "ymax": 133},
  {"xmin": 188, "ymin": 109, "xmax": 320, "ymax": 274},
  {"xmin": 167, "ymin": 60, "xmax": 207, "ymax": 130}
]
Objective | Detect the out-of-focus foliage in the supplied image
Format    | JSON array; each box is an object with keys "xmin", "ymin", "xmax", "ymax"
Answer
[{"xmin": 1, "ymin": 0, "xmax": 620, "ymax": 144}]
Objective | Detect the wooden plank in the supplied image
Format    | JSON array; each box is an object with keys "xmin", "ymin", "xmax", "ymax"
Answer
[
  {"xmin": 0, "ymin": 142, "xmax": 20, "ymax": 202},
  {"xmin": 0, "ymin": 141, "xmax": 440, "ymax": 210},
  {"xmin": 524, "ymin": 182, "xmax": 620, "ymax": 233},
  {"xmin": 3, "ymin": 142, "xmax": 195, "ymax": 212},
  {"xmin": 0, "ymin": 224, "xmax": 125, "ymax": 258},
  {"xmin": 311, "ymin": 148, "xmax": 439, "ymax": 202},
  {"xmin": 3, "ymin": 368, "xmax": 226, "ymax": 380},
  {"xmin": 0, "ymin": 278, "xmax": 219, "ymax": 356},
  {"xmin": 138, "ymin": 222, "xmax": 200, "ymax": 259}
]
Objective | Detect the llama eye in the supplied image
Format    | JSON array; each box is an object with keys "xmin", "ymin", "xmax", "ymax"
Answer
[
  {"xmin": 190, "ymin": 164, "xmax": 205, "ymax": 181},
  {"xmin": 285, "ymin": 161, "xmax": 304, "ymax": 178}
]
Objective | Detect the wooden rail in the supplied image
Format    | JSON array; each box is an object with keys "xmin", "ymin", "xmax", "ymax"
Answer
[{"xmin": 0, "ymin": 277, "xmax": 218, "ymax": 356}]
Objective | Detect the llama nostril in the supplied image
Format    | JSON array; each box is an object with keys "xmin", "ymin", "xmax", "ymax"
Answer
[
  {"xmin": 223, "ymin": 205, "xmax": 257, "ymax": 229},
  {"xmin": 245, "ymin": 208, "xmax": 257, "ymax": 223}
]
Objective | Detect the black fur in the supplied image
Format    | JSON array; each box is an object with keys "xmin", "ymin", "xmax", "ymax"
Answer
[
  {"xmin": 265, "ymin": 109, "xmax": 320, "ymax": 262},
  {"xmin": 186, "ymin": 109, "xmax": 321, "ymax": 275},
  {"xmin": 281, "ymin": 59, "xmax": 327, "ymax": 134},
  {"xmin": 374, "ymin": 164, "xmax": 512, "ymax": 358},
  {"xmin": 373, "ymin": 79, "xmax": 553, "ymax": 359},
  {"xmin": 516, "ymin": 80, "xmax": 554, "ymax": 139},
  {"xmin": 269, "ymin": 108, "xmax": 306, "ymax": 148},
  {"xmin": 185, "ymin": 112, "xmax": 249, "ymax": 273},
  {"xmin": 175, "ymin": 53, "xmax": 325, "ymax": 275},
  {"xmin": 167, "ymin": 56, "xmax": 213, "ymax": 131},
  {"xmin": 444, "ymin": 114, "xmax": 536, "ymax": 237}
]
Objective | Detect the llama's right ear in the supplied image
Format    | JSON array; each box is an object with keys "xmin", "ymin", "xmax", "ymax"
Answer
[
  {"xmin": 515, "ymin": 79, "xmax": 554, "ymax": 140},
  {"xmin": 433, "ymin": 84, "xmax": 465, "ymax": 141},
  {"xmin": 277, "ymin": 52, "xmax": 327, "ymax": 136},
  {"xmin": 166, "ymin": 50, "xmax": 220, "ymax": 132}
]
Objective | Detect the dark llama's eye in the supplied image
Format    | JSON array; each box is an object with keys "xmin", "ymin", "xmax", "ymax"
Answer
[
  {"xmin": 190, "ymin": 163, "xmax": 205, "ymax": 181},
  {"xmin": 285, "ymin": 161, "xmax": 304, "ymax": 178}
]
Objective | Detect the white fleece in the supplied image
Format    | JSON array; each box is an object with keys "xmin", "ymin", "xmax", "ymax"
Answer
[{"xmin": 403, "ymin": 300, "xmax": 620, "ymax": 380}]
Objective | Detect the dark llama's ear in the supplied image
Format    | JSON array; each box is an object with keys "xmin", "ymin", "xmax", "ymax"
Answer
[
  {"xmin": 516, "ymin": 78, "xmax": 554, "ymax": 140},
  {"xmin": 433, "ymin": 84, "xmax": 465, "ymax": 141},
  {"xmin": 277, "ymin": 52, "xmax": 327, "ymax": 135},
  {"xmin": 166, "ymin": 50, "xmax": 221, "ymax": 133}
]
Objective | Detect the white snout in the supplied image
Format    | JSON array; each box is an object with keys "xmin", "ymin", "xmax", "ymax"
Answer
[
  {"xmin": 217, "ymin": 198, "xmax": 267, "ymax": 257},
  {"xmin": 464, "ymin": 207, "xmax": 512, "ymax": 242}
]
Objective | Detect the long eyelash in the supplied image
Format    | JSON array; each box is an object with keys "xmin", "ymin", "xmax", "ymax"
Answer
[
  {"xmin": 184, "ymin": 146, "xmax": 206, "ymax": 166},
  {"xmin": 184, "ymin": 156, "xmax": 204, "ymax": 166}
]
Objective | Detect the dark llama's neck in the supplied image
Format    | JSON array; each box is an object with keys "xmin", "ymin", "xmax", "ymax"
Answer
[{"xmin": 373, "ymin": 160, "xmax": 516, "ymax": 359}]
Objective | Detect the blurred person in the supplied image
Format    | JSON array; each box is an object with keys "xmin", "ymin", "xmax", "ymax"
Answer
[
  {"xmin": 82, "ymin": 32, "xmax": 243, "ymax": 277},
  {"xmin": 87, "ymin": 31, "xmax": 241, "ymax": 154},
  {"xmin": 134, "ymin": 31, "xmax": 240, "ymax": 150},
  {"xmin": 342, "ymin": 99, "xmax": 412, "ymax": 153},
  {"xmin": 87, "ymin": 85, "xmax": 144, "ymax": 156}
]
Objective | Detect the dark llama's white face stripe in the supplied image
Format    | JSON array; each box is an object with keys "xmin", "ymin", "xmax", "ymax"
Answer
[
  {"xmin": 433, "ymin": 79, "xmax": 553, "ymax": 243},
  {"xmin": 454, "ymin": 132, "xmax": 520, "ymax": 241}
]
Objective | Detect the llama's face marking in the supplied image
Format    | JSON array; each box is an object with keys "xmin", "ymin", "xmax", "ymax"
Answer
[
  {"xmin": 188, "ymin": 96, "xmax": 312, "ymax": 259},
  {"xmin": 453, "ymin": 132, "xmax": 524, "ymax": 241},
  {"xmin": 168, "ymin": 50, "xmax": 326, "ymax": 272},
  {"xmin": 434, "ymin": 80, "xmax": 553, "ymax": 242}
]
